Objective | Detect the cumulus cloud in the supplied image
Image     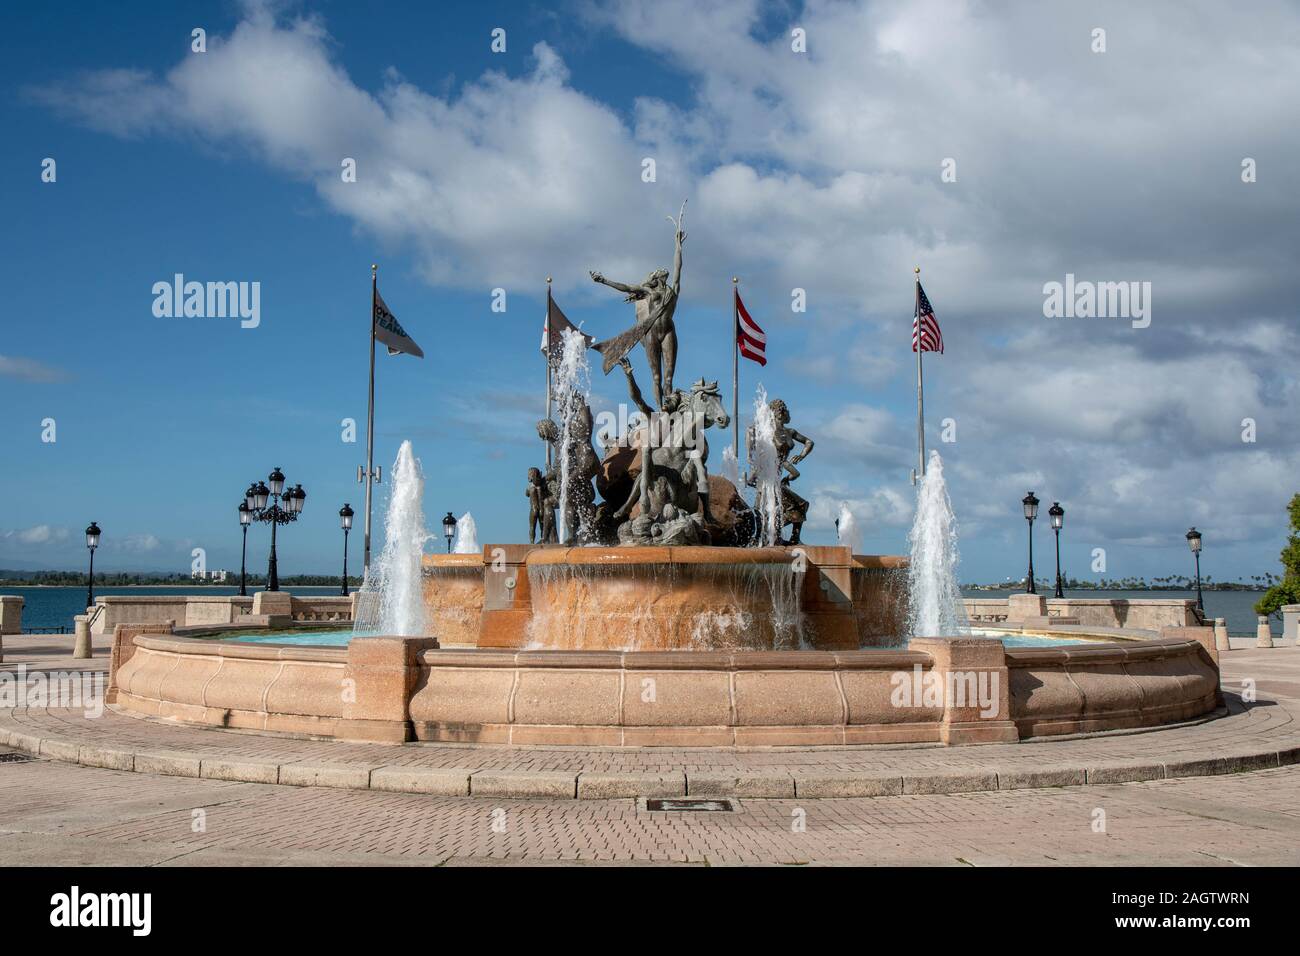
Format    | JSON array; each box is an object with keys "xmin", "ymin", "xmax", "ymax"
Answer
[{"xmin": 28, "ymin": 0, "xmax": 1300, "ymax": 568}]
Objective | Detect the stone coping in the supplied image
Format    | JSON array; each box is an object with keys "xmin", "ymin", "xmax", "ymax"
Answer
[
  {"xmin": 133, "ymin": 633, "xmax": 347, "ymax": 664},
  {"xmin": 526, "ymin": 545, "xmax": 836, "ymax": 567},
  {"xmin": 422, "ymin": 553, "xmax": 485, "ymax": 569},
  {"xmin": 851, "ymin": 554, "xmax": 908, "ymax": 570},
  {"xmin": 123, "ymin": 630, "xmax": 1204, "ymax": 670},
  {"xmin": 172, "ymin": 620, "xmax": 350, "ymax": 639}
]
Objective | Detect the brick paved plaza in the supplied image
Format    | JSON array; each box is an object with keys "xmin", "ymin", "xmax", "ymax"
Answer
[{"xmin": 2, "ymin": 633, "xmax": 1298, "ymax": 865}]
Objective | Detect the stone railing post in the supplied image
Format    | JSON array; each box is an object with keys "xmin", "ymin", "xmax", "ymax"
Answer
[
  {"xmin": 0, "ymin": 594, "xmax": 23, "ymax": 635},
  {"xmin": 338, "ymin": 636, "xmax": 439, "ymax": 742},
  {"xmin": 73, "ymin": 615, "xmax": 92, "ymax": 658},
  {"xmin": 1257, "ymin": 615, "xmax": 1274, "ymax": 649},
  {"xmin": 1213, "ymin": 617, "xmax": 1230, "ymax": 652},
  {"xmin": 1283, "ymin": 605, "xmax": 1300, "ymax": 647},
  {"xmin": 910, "ymin": 638, "xmax": 1018, "ymax": 744}
]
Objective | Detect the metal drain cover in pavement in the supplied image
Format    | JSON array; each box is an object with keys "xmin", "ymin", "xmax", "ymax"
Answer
[
  {"xmin": 644, "ymin": 798, "xmax": 736, "ymax": 812},
  {"xmin": 0, "ymin": 752, "xmax": 35, "ymax": 764}
]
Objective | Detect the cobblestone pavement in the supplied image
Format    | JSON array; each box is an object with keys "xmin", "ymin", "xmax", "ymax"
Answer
[
  {"xmin": 1, "ymin": 750, "xmax": 1297, "ymax": 865},
  {"xmin": 2, "ymin": 633, "xmax": 1299, "ymax": 864},
  {"xmin": 2, "ymin": 638, "xmax": 1297, "ymax": 792}
]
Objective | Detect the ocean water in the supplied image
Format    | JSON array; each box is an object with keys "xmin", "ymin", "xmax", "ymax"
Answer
[
  {"xmin": 0, "ymin": 585, "xmax": 345, "ymax": 632},
  {"xmin": 3, "ymin": 584, "xmax": 1279, "ymax": 638}
]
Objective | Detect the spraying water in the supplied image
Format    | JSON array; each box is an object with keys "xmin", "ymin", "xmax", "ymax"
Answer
[
  {"xmin": 906, "ymin": 450, "xmax": 970, "ymax": 639},
  {"xmin": 452, "ymin": 512, "xmax": 479, "ymax": 554},
  {"xmin": 720, "ymin": 444, "xmax": 740, "ymax": 488},
  {"xmin": 751, "ymin": 386, "xmax": 782, "ymax": 546},
  {"xmin": 553, "ymin": 326, "xmax": 593, "ymax": 543},
  {"xmin": 356, "ymin": 440, "xmax": 429, "ymax": 637},
  {"xmin": 836, "ymin": 503, "xmax": 860, "ymax": 553}
]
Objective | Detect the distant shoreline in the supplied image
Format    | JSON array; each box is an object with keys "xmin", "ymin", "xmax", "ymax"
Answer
[
  {"xmin": 0, "ymin": 582, "xmax": 350, "ymax": 589},
  {"xmin": 963, "ymin": 586, "xmax": 1268, "ymax": 592}
]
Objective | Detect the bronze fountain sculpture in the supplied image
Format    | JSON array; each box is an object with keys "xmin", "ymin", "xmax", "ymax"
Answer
[{"xmin": 528, "ymin": 202, "xmax": 811, "ymax": 548}]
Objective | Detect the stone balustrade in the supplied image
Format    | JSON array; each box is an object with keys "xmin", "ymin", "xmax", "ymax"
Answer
[
  {"xmin": 91, "ymin": 591, "xmax": 351, "ymax": 635},
  {"xmin": 963, "ymin": 596, "xmax": 1198, "ymax": 631}
]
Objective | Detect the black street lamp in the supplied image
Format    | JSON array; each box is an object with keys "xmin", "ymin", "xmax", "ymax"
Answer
[
  {"xmin": 443, "ymin": 512, "xmax": 457, "ymax": 554},
  {"xmin": 339, "ymin": 503, "xmax": 354, "ymax": 596},
  {"xmin": 1022, "ymin": 492, "xmax": 1039, "ymax": 594},
  {"xmin": 237, "ymin": 499, "xmax": 252, "ymax": 596},
  {"xmin": 1186, "ymin": 527, "xmax": 1204, "ymax": 613},
  {"xmin": 84, "ymin": 522, "xmax": 101, "ymax": 610},
  {"xmin": 1049, "ymin": 502, "xmax": 1065, "ymax": 599},
  {"xmin": 246, "ymin": 467, "xmax": 307, "ymax": 591}
]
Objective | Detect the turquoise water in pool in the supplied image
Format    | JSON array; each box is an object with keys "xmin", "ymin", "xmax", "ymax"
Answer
[{"xmin": 224, "ymin": 629, "xmax": 359, "ymax": 646}]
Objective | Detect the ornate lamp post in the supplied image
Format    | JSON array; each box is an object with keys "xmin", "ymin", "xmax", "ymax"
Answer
[
  {"xmin": 1186, "ymin": 527, "xmax": 1204, "ymax": 613},
  {"xmin": 1022, "ymin": 491, "xmax": 1039, "ymax": 594},
  {"xmin": 247, "ymin": 467, "xmax": 306, "ymax": 591},
  {"xmin": 85, "ymin": 522, "xmax": 101, "ymax": 610},
  {"xmin": 237, "ymin": 499, "xmax": 252, "ymax": 596},
  {"xmin": 339, "ymin": 503, "xmax": 354, "ymax": 596},
  {"xmin": 443, "ymin": 512, "xmax": 457, "ymax": 554},
  {"xmin": 1049, "ymin": 502, "xmax": 1065, "ymax": 599}
]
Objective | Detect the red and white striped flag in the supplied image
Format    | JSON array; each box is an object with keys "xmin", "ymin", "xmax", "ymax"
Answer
[
  {"xmin": 735, "ymin": 291, "xmax": 767, "ymax": 366},
  {"xmin": 912, "ymin": 281, "xmax": 943, "ymax": 353}
]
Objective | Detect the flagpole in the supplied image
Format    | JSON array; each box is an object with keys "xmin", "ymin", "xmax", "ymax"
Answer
[
  {"xmin": 731, "ymin": 276, "xmax": 740, "ymax": 465},
  {"xmin": 545, "ymin": 276, "xmax": 553, "ymax": 473},
  {"xmin": 363, "ymin": 263, "xmax": 378, "ymax": 577},
  {"xmin": 914, "ymin": 265, "xmax": 926, "ymax": 483}
]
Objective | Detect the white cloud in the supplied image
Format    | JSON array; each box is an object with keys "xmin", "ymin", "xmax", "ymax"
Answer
[
  {"xmin": 27, "ymin": 0, "xmax": 1300, "ymax": 569},
  {"xmin": 0, "ymin": 355, "xmax": 68, "ymax": 383},
  {"xmin": 6, "ymin": 525, "xmax": 70, "ymax": 545}
]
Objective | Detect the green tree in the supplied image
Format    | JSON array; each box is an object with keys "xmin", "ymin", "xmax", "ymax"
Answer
[{"xmin": 1256, "ymin": 493, "xmax": 1300, "ymax": 618}]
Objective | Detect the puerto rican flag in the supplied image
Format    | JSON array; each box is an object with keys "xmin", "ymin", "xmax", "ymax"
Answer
[
  {"xmin": 912, "ymin": 281, "xmax": 943, "ymax": 354},
  {"xmin": 735, "ymin": 291, "xmax": 767, "ymax": 366}
]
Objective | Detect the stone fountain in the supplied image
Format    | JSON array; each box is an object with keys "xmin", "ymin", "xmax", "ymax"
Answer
[
  {"xmin": 109, "ymin": 207, "xmax": 1220, "ymax": 748},
  {"xmin": 420, "ymin": 203, "xmax": 907, "ymax": 653}
]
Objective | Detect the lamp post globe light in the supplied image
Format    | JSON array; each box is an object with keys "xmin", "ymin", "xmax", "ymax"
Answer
[
  {"xmin": 1186, "ymin": 527, "xmax": 1204, "ymax": 613},
  {"xmin": 1048, "ymin": 502, "xmax": 1065, "ymax": 599},
  {"xmin": 245, "ymin": 468, "xmax": 307, "ymax": 592},
  {"xmin": 1022, "ymin": 492, "xmax": 1039, "ymax": 594},
  {"xmin": 84, "ymin": 522, "xmax": 101, "ymax": 611},
  {"xmin": 339, "ymin": 503, "xmax": 355, "ymax": 596},
  {"xmin": 237, "ymin": 500, "xmax": 252, "ymax": 597},
  {"xmin": 443, "ymin": 512, "xmax": 457, "ymax": 554}
]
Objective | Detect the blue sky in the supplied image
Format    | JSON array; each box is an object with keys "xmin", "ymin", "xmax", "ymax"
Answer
[{"xmin": 1, "ymin": 0, "xmax": 1297, "ymax": 584}]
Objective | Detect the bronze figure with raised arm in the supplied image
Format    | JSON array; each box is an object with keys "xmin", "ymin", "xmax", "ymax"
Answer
[{"xmin": 589, "ymin": 201, "xmax": 686, "ymax": 409}]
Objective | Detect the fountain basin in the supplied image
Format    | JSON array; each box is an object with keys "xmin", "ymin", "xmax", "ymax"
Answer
[
  {"xmin": 108, "ymin": 629, "xmax": 1221, "ymax": 746},
  {"xmin": 472, "ymin": 544, "xmax": 905, "ymax": 652},
  {"xmin": 424, "ymin": 546, "xmax": 907, "ymax": 651}
]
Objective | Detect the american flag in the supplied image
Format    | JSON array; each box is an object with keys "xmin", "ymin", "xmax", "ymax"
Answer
[
  {"xmin": 736, "ymin": 291, "xmax": 767, "ymax": 366},
  {"xmin": 912, "ymin": 281, "xmax": 943, "ymax": 354}
]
